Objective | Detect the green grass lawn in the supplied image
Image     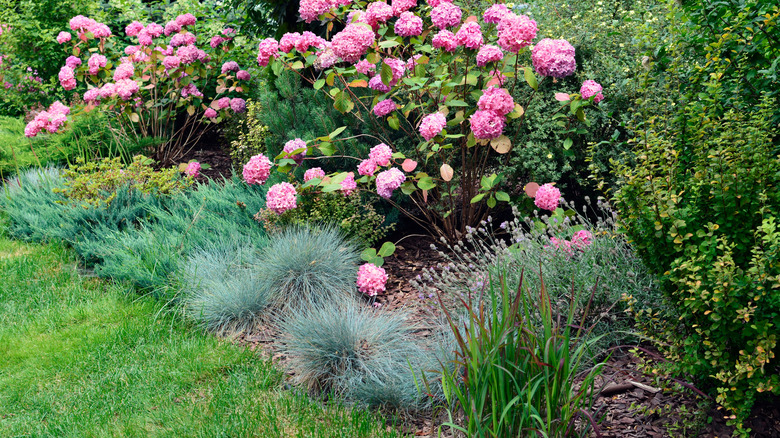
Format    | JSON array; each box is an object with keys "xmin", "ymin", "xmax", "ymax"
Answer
[{"xmin": 0, "ymin": 222, "xmax": 402, "ymax": 438}]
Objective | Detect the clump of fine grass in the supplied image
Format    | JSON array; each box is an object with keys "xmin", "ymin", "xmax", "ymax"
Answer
[
  {"xmin": 257, "ymin": 225, "xmax": 360, "ymax": 310},
  {"xmin": 181, "ymin": 237, "xmax": 272, "ymax": 335},
  {"xmin": 280, "ymin": 300, "xmax": 441, "ymax": 410}
]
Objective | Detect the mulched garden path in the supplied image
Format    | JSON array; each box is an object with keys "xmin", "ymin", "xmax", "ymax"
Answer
[{"xmin": 194, "ymin": 139, "xmax": 780, "ymax": 437}]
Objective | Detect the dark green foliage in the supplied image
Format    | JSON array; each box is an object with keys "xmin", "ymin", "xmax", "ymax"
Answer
[
  {"xmin": 256, "ymin": 225, "xmax": 360, "ymax": 310},
  {"xmin": 280, "ymin": 300, "xmax": 440, "ymax": 410}
]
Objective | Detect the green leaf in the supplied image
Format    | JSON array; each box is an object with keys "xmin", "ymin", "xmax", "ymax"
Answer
[
  {"xmin": 523, "ymin": 67, "xmax": 538, "ymax": 91},
  {"xmin": 378, "ymin": 241, "xmax": 396, "ymax": 257},
  {"xmin": 563, "ymin": 138, "xmax": 573, "ymax": 150},
  {"xmin": 319, "ymin": 142, "xmax": 336, "ymax": 156},
  {"xmin": 470, "ymin": 193, "xmax": 486, "ymax": 203},
  {"xmin": 446, "ymin": 100, "xmax": 469, "ymax": 107},
  {"xmin": 361, "ymin": 248, "xmax": 377, "ymax": 261},
  {"xmin": 487, "ymin": 196, "xmax": 497, "ymax": 208},
  {"xmin": 333, "ymin": 92, "xmax": 354, "ymax": 113},
  {"xmin": 329, "ymin": 126, "xmax": 347, "ymax": 139},
  {"xmin": 495, "ymin": 191, "xmax": 510, "ymax": 202},
  {"xmin": 388, "ymin": 114, "xmax": 400, "ymax": 130},
  {"xmin": 381, "ymin": 63, "xmax": 393, "ymax": 86},
  {"xmin": 322, "ymin": 183, "xmax": 343, "ymax": 193},
  {"xmin": 400, "ymin": 180, "xmax": 417, "ymax": 195},
  {"xmin": 417, "ymin": 177, "xmax": 436, "ymax": 191},
  {"xmin": 313, "ymin": 79, "xmax": 326, "ymax": 90}
]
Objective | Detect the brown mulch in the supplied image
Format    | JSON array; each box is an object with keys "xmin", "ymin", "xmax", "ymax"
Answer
[{"xmin": 192, "ymin": 140, "xmax": 780, "ymax": 437}]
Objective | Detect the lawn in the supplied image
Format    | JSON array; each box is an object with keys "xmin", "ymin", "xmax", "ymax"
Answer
[{"xmin": 0, "ymin": 219, "xmax": 401, "ymax": 438}]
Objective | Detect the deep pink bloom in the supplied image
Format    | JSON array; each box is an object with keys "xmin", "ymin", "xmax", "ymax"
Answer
[
  {"xmin": 395, "ymin": 11, "xmax": 423, "ymax": 36},
  {"xmin": 256, "ymin": 38, "xmax": 279, "ymax": 66},
  {"xmin": 181, "ymin": 83, "xmax": 203, "ymax": 99},
  {"xmin": 406, "ymin": 54, "xmax": 423, "ymax": 71},
  {"xmin": 419, "ymin": 112, "xmax": 446, "ymax": 141},
  {"xmin": 355, "ymin": 59, "xmax": 376, "ymax": 76},
  {"xmin": 113, "ymin": 63, "xmax": 135, "ymax": 81},
  {"xmin": 426, "ymin": 0, "xmax": 451, "ymax": 7},
  {"xmin": 65, "ymin": 56, "xmax": 82, "ymax": 69},
  {"xmin": 476, "ymin": 44, "xmax": 503, "ymax": 66},
  {"xmin": 164, "ymin": 21, "xmax": 181, "ymax": 36},
  {"xmin": 431, "ymin": 2, "xmax": 461, "ymax": 29},
  {"xmin": 532, "ymin": 38, "xmax": 576, "ymax": 78},
  {"xmin": 243, "ymin": 153, "xmax": 272, "ymax": 185},
  {"xmin": 432, "ymin": 30, "xmax": 457, "ymax": 52},
  {"xmin": 126, "ymin": 21, "xmax": 145, "ymax": 36},
  {"xmin": 299, "ymin": 0, "xmax": 332, "ymax": 23},
  {"xmin": 221, "ymin": 61, "xmax": 240, "ymax": 74},
  {"xmin": 283, "ymin": 138, "xmax": 308, "ymax": 164},
  {"xmin": 470, "ymin": 110, "xmax": 505, "ymax": 139},
  {"xmin": 391, "ymin": 0, "xmax": 416, "ymax": 15},
  {"xmin": 534, "ymin": 183, "xmax": 560, "ymax": 211},
  {"xmin": 230, "ymin": 98, "xmax": 247, "ymax": 113},
  {"xmin": 373, "ymin": 99, "xmax": 397, "ymax": 117},
  {"xmin": 58, "ymin": 66, "xmax": 76, "ymax": 90},
  {"xmin": 236, "ymin": 70, "xmax": 251, "ymax": 81},
  {"xmin": 580, "ymin": 79, "xmax": 604, "ymax": 103},
  {"xmin": 376, "ymin": 168, "xmax": 405, "ymax": 198},
  {"xmin": 369, "ymin": 143, "xmax": 393, "ymax": 166},
  {"xmin": 357, "ymin": 263, "xmax": 388, "ymax": 296},
  {"xmin": 332, "ymin": 24, "xmax": 374, "ymax": 63},
  {"xmin": 570, "ymin": 230, "xmax": 593, "ymax": 250},
  {"xmin": 383, "ymin": 58, "xmax": 406, "ymax": 83},
  {"xmin": 358, "ymin": 159, "xmax": 378, "ymax": 176},
  {"xmin": 279, "ymin": 32, "xmax": 300, "ymax": 52},
  {"xmin": 216, "ymin": 97, "xmax": 231, "ymax": 109},
  {"xmin": 455, "ymin": 22, "xmax": 483, "ymax": 49},
  {"xmin": 57, "ymin": 31, "xmax": 72, "ymax": 44},
  {"xmin": 137, "ymin": 30, "xmax": 153, "ymax": 46},
  {"xmin": 369, "ymin": 75, "xmax": 392, "ymax": 92},
  {"xmin": 210, "ymin": 35, "xmax": 225, "ymax": 48},
  {"xmin": 497, "ymin": 13, "xmax": 537, "ymax": 53},
  {"xmin": 304, "ymin": 167, "xmax": 326, "ymax": 182},
  {"xmin": 477, "ymin": 87, "xmax": 514, "ymax": 116},
  {"xmin": 340, "ymin": 172, "xmax": 357, "ymax": 196},
  {"xmin": 185, "ymin": 161, "xmax": 201, "ymax": 177},
  {"xmin": 175, "ymin": 13, "xmax": 197, "ymax": 27},
  {"xmin": 365, "ymin": 2, "xmax": 394, "ymax": 26},
  {"xmin": 483, "ymin": 4, "xmax": 510, "ymax": 23},
  {"xmin": 266, "ymin": 182, "xmax": 298, "ymax": 214},
  {"xmin": 204, "ymin": 108, "xmax": 218, "ymax": 118},
  {"xmin": 296, "ymin": 31, "xmax": 326, "ymax": 52}
]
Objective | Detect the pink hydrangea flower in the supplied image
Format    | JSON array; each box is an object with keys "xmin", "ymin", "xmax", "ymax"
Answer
[
  {"xmin": 256, "ymin": 38, "xmax": 279, "ymax": 66},
  {"xmin": 87, "ymin": 54, "xmax": 107, "ymax": 75},
  {"xmin": 113, "ymin": 63, "xmax": 134, "ymax": 81},
  {"xmin": 65, "ymin": 56, "xmax": 82, "ymax": 69},
  {"xmin": 279, "ymin": 32, "xmax": 300, "ymax": 52},
  {"xmin": 356, "ymin": 59, "xmax": 376, "ymax": 76},
  {"xmin": 164, "ymin": 21, "xmax": 181, "ymax": 36},
  {"xmin": 406, "ymin": 54, "xmax": 423, "ymax": 71},
  {"xmin": 283, "ymin": 138, "xmax": 307, "ymax": 164},
  {"xmin": 341, "ymin": 172, "xmax": 357, "ymax": 196},
  {"xmin": 297, "ymin": 31, "xmax": 326, "ymax": 52},
  {"xmin": 163, "ymin": 55, "xmax": 181, "ymax": 70},
  {"xmin": 176, "ymin": 45, "xmax": 201, "ymax": 64},
  {"xmin": 57, "ymin": 31, "xmax": 72, "ymax": 44},
  {"xmin": 145, "ymin": 23, "xmax": 164, "ymax": 38},
  {"xmin": 369, "ymin": 143, "xmax": 393, "ymax": 166},
  {"xmin": 357, "ymin": 263, "xmax": 388, "ymax": 296},
  {"xmin": 58, "ymin": 66, "xmax": 76, "ymax": 90},
  {"xmin": 115, "ymin": 79, "xmax": 140, "ymax": 100},
  {"xmin": 383, "ymin": 58, "xmax": 406, "ymax": 83},
  {"xmin": 426, "ymin": 0, "xmax": 451, "ymax": 7},
  {"xmin": 358, "ymin": 159, "xmax": 378, "ymax": 176},
  {"xmin": 216, "ymin": 97, "xmax": 231, "ymax": 109},
  {"xmin": 315, "ymin": 48, "xmax": 339, "ymax": 70},
  {"xmin": 221, "ymin": 61, "xmax": 240, "ymax": 74},
  {"xmin": 126, "ymin": 21, "xmax": 145, "ymax": 36},
  {"xmin": 395, "ymin": 11, "xmax": 423, "ymax": 36},
  {"xmin": 236, "ymin": 70, "xmax": 251, "ymax": 81},
  {"xmin": 243, "ymin": 153, "xmax": 272, "ymax": 185},
  {"xmin": 99, "ymin": 82, "xmax": 118, "ymax": 99},
  {"xmin": 580, "ymin": 79, "xmax": 604, "ymax": 104},
  {"xmin": 376, "ymin": 167, "xmax": 405, "ymax": 198},
  {"xmin": 534, "ymin": 183, "xmax": 560, "ymax": 211},
  {"xmin": 419, "ymin": 112, "xmax": 446, "ymax": 141},
  {"xmin": 171, "ymin": 32, "xmax": 197, "ymax": 47},
  {"xmin": 304, "ymin": 167, "xmax": 326, "ymax": 182},
  {"xmin": 332, "ymin": 24, "xmax": 375, "ymax": 63},
  {"xmin": 455, "ymin": 21, "xmax": 483, "ymax": 49},
  {"xmin": 476, "ymin": 44, "xmax": 503, "ymax": 66},
  {"xmin": 532, "ymin": 38, "xmax": 576, "ymax": 78},
  {"xmin": 470, "ymin": 110, "xmax": 505, "ymax": 139},
  {"xmin": 230, "ymin": 98, "xmax": 247, "ymax": 113},
  {"xmin": 549, "ymin": 237, "xmax": 574, "ymax": 256},
  {"xmin": 175, "ymin": 13, "xmax": 197, "ymax": 27},
  {"xmin": 266, "ymin": 182, "xmax": 298, "ymax": 214},
  {"xmin": 373, "ymin": 99, "xmax": 397, "ymax": 117},
  {"xmin": 210, "ymin": 35, "xmax": 225, "ymax": 48},
  {"xmin": 477, "ymin": 87, "xmax": 514, "ymax": 116},
  {"xmin": 185, "ymin": 161, "xmax": 201, "ymax": 177},
  {"xmin": 483, "ymin": 3, "xmax": 510, "ymax": 23},
  {"xmin": 391, "ymin": 0, "xmax": 416, "ymax": 15},
  {"xmin": 431, "ymin": 2, "xmax": 462, "ymax": 29},
  {"xmin": 299, "ymin": 0, "xmax": 332, "ymax": 23},
  {"xmin": 69, "ymin": 15, "xmax": 95, "ymax": 31},
  {"xmin": 571, "ymin": 230, "xmax": 593, "ymax": 250},
  {"xmin": 365, "ymin": 2, "xmax": 394, "ymax": 26},
  {"xmin": 137, "ymin": 29, "xmax": 153, "ymax": 46},
  {"xmin": 432, "ymin": 30, "xmax": 458, "ymax": 52},
  {"xmin": 83, "ymin": 88, "xmax": 100, "ymax": 103},
  {"xmin": 181, "ymin": 83, "xmax": 203, "ymax": 98},
  {"xmin": 204, "ymin": 108, "xmax": 218, "ymax": 118},
  {"xmin": 497, "ymin": 13, "xmax": 537, "ymax": 53},
  {"xmin": 369, "ymin": 75, "xmax": 392, "ymax": 92}
]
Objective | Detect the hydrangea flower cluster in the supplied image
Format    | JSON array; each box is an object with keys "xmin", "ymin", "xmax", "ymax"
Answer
[
  {"xmin": 549, "ymin": 230, "xmax": 592, "ymax": 256},
  {"xmin": 395, "ymin": 12, "xmax": 423, "ymax": 36},
  {"xmin": 455, "ymin": 22, "xmax": 483, "ymax": 49},
  {"xmin": 256, "ymin": 38, "xmax": 279, "ymax": 66},
  {"xmin": 419, "ymin": 112, "xmax": 447, "ymax": 141},
  {"xmin": 185, "ymin": 161, "xmax": 201, "ymax": 177},
  {"xmin": 476, "ymin": 45, "xmax": 503, "ymax": 66},
  {"xmin": 24, "ymin": 101, "xmax": 70, "ymax": 137},
  {"xmin": 304, "ymin": 167, "xmax": 326, "ymax": 181},
  {"xmin": 483, "ymin": 4, "xmax": 510, "ymax": 23},
  {"xmin": 373, "ymin": 99, "xmax": 397, "ymax": 117},
  {"xmin": 469, "ymin": 87, "xmax": 514, "ymax": 139},
  {"xmin": 496, "ymin": 13, "xmax": 537, "ymax": 53},
  {"xmin": 376, "ymin": 167, "xmax": 406, "ymax": 198},
  {"xmin": 266, "ymin": 182, "xmax": 298, "ymax": 214},
  {"xmin": 369, "ymin": 143, "xmax": 393, "ymax": 166},
  {"xmin": 283, "ymin": 138, "xmax": 308, "ymax": 164},
  {"xmin": 534, "ymin": 183, "xmax": 560, "ymax": 211},
  {"xmin": 531, "ymin": 38, "xmax": 576, "ymax": 78},
  {"xmin": 431, "ymin": 2, "xmax": 462, "ymax": 29},
  {"xmin": 340, "ymin": 172, "xmax": 357, "ymax": 195},
  {"xmin": 580, "ymin": 80, "xmax": 604, "ymax": 104},
  {"xmin": 432, "ymin": 30, "xmax": 458, "ymax": 52},
  {"xmin": 243, "ymin": 153, "xmax": 272, "ymax": 185},
  {"xmin": 356, "ymin": 263, "xmax": 388, "ymax": 296},
  {"xmin": 332, "ymin": 24, "xmax": 375, "ymax": 63}
]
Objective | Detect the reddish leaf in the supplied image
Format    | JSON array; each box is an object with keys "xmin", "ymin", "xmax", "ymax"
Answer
[
  {"xmin": 525, "ymin": 182, "xmax": 540, "ymax": 198},
  {"xmin": 402, "ymin": 159, "xmax": 418, "ymax": 172}
]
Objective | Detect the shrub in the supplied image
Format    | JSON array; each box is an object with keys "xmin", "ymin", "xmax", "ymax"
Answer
[
  {"xmin": 280, "ymin": 299, "xmax": 441, "ymax": 410},
  {"xmin": 226, "ymin": 99, "xmax": 271, "ymax": 167},
  {"xmin": 181, "ymin": 237, "xmax": 272, "ymax": 335},
  {"xmin": 256, "ymin": 225, "xmax": 359, "ymax": 310},
  {"xmin": 431, "ymin": 269, "xmax": 606, "ymax": 437}
]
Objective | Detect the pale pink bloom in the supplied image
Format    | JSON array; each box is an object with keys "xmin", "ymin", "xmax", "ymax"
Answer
[
  {"xmin": 456, "ymin": 21, "xmax": 483, "ymax": 49},
  {"xmin": 185, "ymin": 161, "xmax": 201, "ymax": 177},
  {"xmin": 83, "ymin": 88, "xmax": 100, "ymax": 103},
  {"xmin": 49, "ymin": 101, "xmax": 70, "ymax": 115},
  {"xmin": 124, "ymin": 45, "xmax": 140, "ymax": 55},
  {"xmin": 477, "ymin": 87, "xmax": 514, "ymax": 116},
  {"xmin": 580, "ymin": 80, "xmax": 604, "ymax": 103},
  {"xmin": 175, "ymin": 13, "xmax": 197, "ymax": 27},
  {"xmin": 476, "ymin": 44, "xmax": 503, "ymax": 66},
  {"xmin": 497, "ymin": 13, "xmax": 537, "ymax": 53},
  {"xmin": 58, "ymin": 66, "xmax": 76, "ymax": 90},
  {"xmin": 65, "ymin": 56, "xmax": 81, "ymax": 69},
  {"xmin": 296, "ymin": 31, "xmax": 326, "ymax": 52},
  {"xmin": 164, "ymin": 21, "xmax": 181, "ymax": 36},
  {"xmin": 113, "ymin": 63, "xmax": 134, "ymax": 81},
  {"xmin": 376, "ymin": 167, "xmax": 405, "ymax": 198},
  {"xmin": 532, "ymin": 38, "xmax": 576, "ymax": 78},
  {"xmin": 369, "ymin": 143, "xmax": 393, "ymax": 166},
  {"xmin": 299, "ymin": 0, "xmax": 333, "ymax": 23},
  {"xmin": 57, "ymin": 31, "xmax": 72, "ymax": 44},
  {"xmin": 469, "ymin": 110, "xmax": 505, "ymax": 139},
  {"xmin": 266, "ymin": 182, "xmax": 298, "ymax": 214},
  {"xmin": 341, "ymin": 172, "xmax": 357, "ymax": 196},
  {"xmin": 483, "ymin": 3, "xmax": 510, "ymax": 23},
  {"xmin": 126, "ymin": 21, "xmax": 145, "ymax": 36},
  {"xmin": 315, "ymin": 48, "xmax": 338, "ymax": 70},
  {"xmin": 358, "ymin": 159, "xmax": 378, "ymax": 176},
  {"xmin": 87, "ymin": 54, "xmax": 107, "ymax": 75},
  {"xmin": 357, "ymin": 263, "xmax": 388, "ymax": 296},
  {"xmin": 432, "ymin": 30, "xmax": 457, "ymax": 52},
  {"xmin": 570, "ymin": 230, "xmax": 593, "ymax": 250},
  {"xmin": 176, "ymin": 45, "xmax": 201, "ymax": 64},
  {"xmin": 395, "ymin": 11, "xmax": 423, "ymax": 36},
  {"xmin": 115, "ymin": 79, "xmax": 139, "ymax": 100},
  {"xmin": 137, "ymin": 29, "xmax": 153, "ymax": 46},
  {"xmin": 391, "ymin": 0, "xmax": 416, "ymax": 15},
  {"xmin": 145, "ymin": 23, "xmax": 164, "ymax": 38},
  {"xmin": 332, "ymin": 24, "xmax": 375, "ymax": 63},
  {"xmin": 304, "ymin": 167, "xmax": 326, "ymax": 182},
  {"xmin": 426, "ymin": 0, "xmax": 451, "ymax": 7},
  {"xmin": 243, "ymin": 153, "xmax": 272, "ymax": 185},
  {"xmin": 365, "ymin": 1, "xmax": 394, "ymax": 26},
  {"xmin": 163, "ymin": 55, "xmax": 181, "ymax": 70},
  {"xmin": 170, "ymin": 32, "xmax": 196, "ymax": 47},
  {"xmin": 283, "ymin": 138, "xmax": 308, "ymax": 164},
  {"xmin": 419, "ymin": 112, "xmax": 446, "ymax": 141},
  {"xmin": 431, "ymin": 2, "xmax": 461, "ymax": 29},
  {"xmin": 534, "ymin": 183, "xmax": 560, "ymax": 211}
]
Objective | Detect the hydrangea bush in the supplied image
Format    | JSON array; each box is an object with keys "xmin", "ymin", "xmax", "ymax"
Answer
[
  {"xmin": 248, "ymin": 0, "xmax": 602, "ymax": 240},
  {"xmin": 52, "ymin": 13, "xmax": 251, "ymax": 164}
]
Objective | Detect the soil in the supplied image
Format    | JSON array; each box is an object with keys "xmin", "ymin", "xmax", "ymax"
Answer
[{"xmin": 192, "ymin": 139, "xmax": 780, "ymax": 438}]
